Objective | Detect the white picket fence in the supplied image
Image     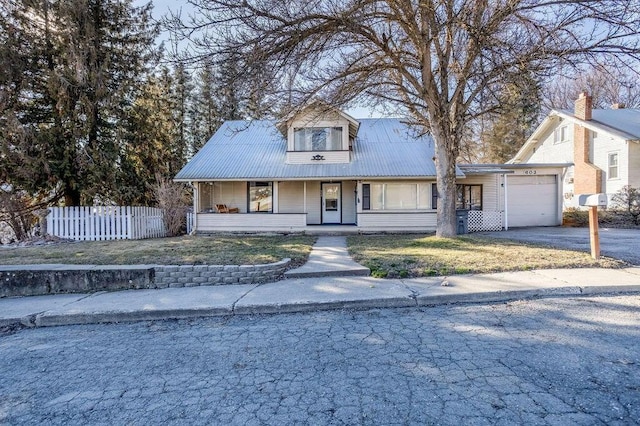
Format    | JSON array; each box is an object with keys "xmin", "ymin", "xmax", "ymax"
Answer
[{"xmin": 47, "ymin": 206, "xmax": 167, "ymax": 241}]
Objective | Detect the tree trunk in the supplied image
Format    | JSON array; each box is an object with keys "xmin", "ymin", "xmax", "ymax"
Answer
[
  {"xmin": 64, "ymin": 185, "xmax": 81, "ymax": 206},
  {"xmin": 433, "ymin": 131, "xmax": 458, "ymax": 237}
]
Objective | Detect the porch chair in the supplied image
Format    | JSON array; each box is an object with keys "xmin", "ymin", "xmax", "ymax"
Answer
[{"xmin": 215, "ymin": 204, "xmax": 240, "ymax": 213}]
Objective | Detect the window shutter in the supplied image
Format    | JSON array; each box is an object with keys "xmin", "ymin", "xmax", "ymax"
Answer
[
  {"xmin": 431, "ymin": 183, "xmax": 437, "ymax": 209},
  {"xmin": 362, "ymin": 184, "xmax": 370, "ymax": 210}
]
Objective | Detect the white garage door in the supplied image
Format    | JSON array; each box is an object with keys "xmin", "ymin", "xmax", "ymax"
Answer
[{"xmin": 507, "ymin": 175, "xmax": 559, "ymax": 227}]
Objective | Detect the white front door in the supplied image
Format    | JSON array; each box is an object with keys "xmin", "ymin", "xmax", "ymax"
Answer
[{"xmin": 322, "ymin": 183, "xmax": 341, "ymax": 224}]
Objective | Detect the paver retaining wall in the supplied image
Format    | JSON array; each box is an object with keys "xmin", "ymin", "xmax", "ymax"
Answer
[
  {"xmin": 0, "ymin": 259, "xmax": 290, "ymax": 298},
  {"xmin": 153, "ymin": 260, "xmax": 290, "ymax": 288}
]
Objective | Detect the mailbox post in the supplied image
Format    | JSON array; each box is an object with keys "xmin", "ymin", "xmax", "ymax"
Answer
[{"xmin": 578, "ymin": 194, "xmax": 607, "ymax": 260}]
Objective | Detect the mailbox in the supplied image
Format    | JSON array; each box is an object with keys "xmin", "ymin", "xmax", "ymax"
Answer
[{"xmin": 578, "ymin": 193, "xmax": 607, "ymax": 207}]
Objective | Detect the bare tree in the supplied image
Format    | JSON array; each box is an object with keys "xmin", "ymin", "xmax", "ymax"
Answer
[
  {"xmin": 169, "ymin": 0, "xmax": 640, "ymax": 236},
  {"xmin": 152, "ymin": 175, "xmax": 190, "ymax": 237},
  {"xmin": 612, "ymin": 186, "xmax": 640, "ymax": 226},
  {"xmin": 545, "ymin": 64, "xmax": 640, "ymax": 110}
]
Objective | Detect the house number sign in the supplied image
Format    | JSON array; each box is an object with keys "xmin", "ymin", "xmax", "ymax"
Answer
[{"xmin": 522, "ymin": 170, "xmax": 537, "ymax": 175}]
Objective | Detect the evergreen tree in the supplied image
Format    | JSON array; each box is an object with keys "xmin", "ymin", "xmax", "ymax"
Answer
[
  {"xmin": 0, "ymin": 0, "xmax": 159, "ymax": 206},
  {"xmin": 481, "ymin": 75, "xmax": 542, "ymax": 163}
]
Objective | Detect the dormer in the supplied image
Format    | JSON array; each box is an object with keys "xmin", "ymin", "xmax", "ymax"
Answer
[{"xmin": 279, "ymin": 105, "xmax": 360, "ymax": 164}]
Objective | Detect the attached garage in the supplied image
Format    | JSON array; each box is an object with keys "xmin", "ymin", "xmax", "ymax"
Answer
[{"xmin": 507, "ymin": 174, "xmax": 560, "ymax": 227}]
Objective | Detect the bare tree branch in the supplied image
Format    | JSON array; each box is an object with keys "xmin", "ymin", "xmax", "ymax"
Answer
[{"xmin": 168, "ymin": 0, "xmax": 640, "ymax": 236}]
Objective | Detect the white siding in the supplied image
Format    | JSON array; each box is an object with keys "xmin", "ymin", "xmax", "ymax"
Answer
[
  {"xmin": 592, "ymin": 134, "xmax": 629, "ymax": 195},
  {"xmin": 458, "ymin": 175, "xmax": 500, "ymax": 211},
  {"xmin": 286, "ymin": 110, "xmax": 350, "ymax": 154},
  {"xmin": 358, "ymin": 212, "xmax": 437, "ymax": 231},
  {"xmin": 628, "ymin": 142, "xmax": 640, "ymax": 188},
  {"xmin": 197, "ymin": 213, "xmax": 307, "ymax": 232},
  {"xmin": 342, "ymin": 181, "xmax": 357, "ymax": 224},
  {"xmin": 527, "ymin": 124, "xmax": 574, "ymax": 164},
  {"xmin": 278, "ymin": 181, "xmax": 305, "ymax": 213},
  {"xmin": 286, "ymin": 150, "xmax": 350, "ymax": 164},
  {"xmin": 306, "ymin": 181, "xmax": 321, "ymax": 224}
]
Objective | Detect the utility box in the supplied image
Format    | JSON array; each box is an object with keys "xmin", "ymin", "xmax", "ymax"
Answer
[
  {"xmin": 456, "ymin": 210, "xmax": 469, "ymax": 234},
  {"xmin": 578, "ymin": 193, "xmax": 607, "ymax": 207}
]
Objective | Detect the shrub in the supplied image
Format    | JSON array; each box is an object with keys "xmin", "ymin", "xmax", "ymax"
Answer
[
  {"xmin": 0, "ymin": 188, "xmax": 40, "ymax": 243},
  {"xmin": 152, "ymin": 176, "xmax": 190, "ymax": 237},
  {"xmin": 563, "ymin": 207, "xmax": 589, "ymax": 227},
  {"xmin": 611, "ymin": 185, "xmax": 640, "ymax": 225}
]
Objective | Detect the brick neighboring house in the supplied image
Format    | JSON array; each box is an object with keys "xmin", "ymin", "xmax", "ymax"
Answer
[{"xmin": 510, "ymin": 92, "xmax": 640, "ymax": 209}]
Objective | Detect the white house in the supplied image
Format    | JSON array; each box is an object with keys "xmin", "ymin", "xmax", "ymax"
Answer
[
  {"xmin": 510, "ymin": 92, "xmax": 640, "ymax": 208},
  {"xmin": 175, "ymin": 106, "xmax": 564, "ymax": 233}
]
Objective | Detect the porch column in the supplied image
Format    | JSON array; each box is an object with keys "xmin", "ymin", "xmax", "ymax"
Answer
[
  {"xmin": 192, "ymin": 182, "xmax": 199, "ymax": 234},
  {"xmin": 303, "ymin": 181, "xmax": 307, "ymax": 213},
  {"xmin": 273, "ymin": 181, "xmax": 279, "ymax": 213}
]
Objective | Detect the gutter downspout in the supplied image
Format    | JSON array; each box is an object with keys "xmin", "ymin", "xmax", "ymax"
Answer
[{"xmin": 504, "ymin": 174, "xmax": 509, "ymax": 231}]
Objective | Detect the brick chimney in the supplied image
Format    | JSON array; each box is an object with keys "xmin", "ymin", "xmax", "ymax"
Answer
[
  {"xmin": 574, "ymin": 91, "xmax": 592, "ymax": 120},
  {"xmin": 573, "ymin": 92, "xmax": 601, "ymax": 194},
  {"xmin": 611, "ymin": 103, "xmax": 626, "ymax": 109}
]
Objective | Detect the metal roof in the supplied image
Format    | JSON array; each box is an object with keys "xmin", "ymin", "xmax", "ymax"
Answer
[
  {"xmin": 510, "ymin": 108, "xmax": 640, "ymax": 164},
  {"xmin": 557, "ymin": 108, "xmax": 640, "ymax": 140},
  {"xmin": 175, "ymin": 118, "xmax": 461, "ymax": 181}
]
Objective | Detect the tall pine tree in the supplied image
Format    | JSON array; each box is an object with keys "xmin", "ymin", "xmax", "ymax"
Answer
[{"xmin": 0, "ymin": 0, "xmax": 159, "ymax": 206}]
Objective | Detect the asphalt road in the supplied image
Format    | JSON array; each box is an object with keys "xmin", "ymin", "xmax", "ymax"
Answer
[
  {"xmin": 1, "ymin": 296, "xmax": 639, "ymax": 425},
  {"xmin": 479, "ymin": 227, "xmax": 640, "ymax": 265}
]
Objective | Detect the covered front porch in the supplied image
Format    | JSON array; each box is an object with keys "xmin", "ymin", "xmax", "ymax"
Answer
[
  {"xmin": 192, "ymin": 180, "xmax": 358, "ymax": 233},
  {"xmin": 190, "ymin": 178, "xmax": 506, "ymax": 233}
]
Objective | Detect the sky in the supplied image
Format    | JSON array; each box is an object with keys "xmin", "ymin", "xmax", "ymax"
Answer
[{"xmin": 137, "ymin": 0, "xmax": 383, "ymax": 118}]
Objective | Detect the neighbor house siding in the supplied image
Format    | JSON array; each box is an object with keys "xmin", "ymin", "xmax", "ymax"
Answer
[
  {"xmin": 592, "ymin": 135, "xmax": 629, "ymax": 195},
  {"xmin": 628, "ymin": 142, "xmax": 640, "ymax": 188},
  {"xmin": 527, "ymin": 124, "xmax": 574, "ymax": 164}
]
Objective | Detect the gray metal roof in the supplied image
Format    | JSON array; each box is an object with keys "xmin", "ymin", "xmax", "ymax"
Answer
[
  {"xmin": 175, "ymin": 118, "xmax": 460, "ymax": 181},
  {"xmin": 558, "ymin": 108, "xmax": 640, "ymax": 140}
]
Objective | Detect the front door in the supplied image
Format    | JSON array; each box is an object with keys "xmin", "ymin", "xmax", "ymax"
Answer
[{"xmin": 322, "ymin": 183, "xmax": 341, "ymax": 224}]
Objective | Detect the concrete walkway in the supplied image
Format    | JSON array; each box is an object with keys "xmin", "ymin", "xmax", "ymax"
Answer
[
  {"xmin": 284, "ymin": 236, "xmax": 370, "ymax": 278},
  {"xmin": 2, "ymin": 267, "xmax": 640, "ymax": 328}
]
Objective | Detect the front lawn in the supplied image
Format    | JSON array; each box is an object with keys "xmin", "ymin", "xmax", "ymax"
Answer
[
  {"xmin": 0, "ymin": 235, "xmax": 316, "ymax": 267},
  {"xmin": 347, "ymin": 234, "xmax": 624, "ymax": 278}
]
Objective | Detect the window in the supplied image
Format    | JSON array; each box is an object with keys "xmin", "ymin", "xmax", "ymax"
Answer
[
  {"xmin": 248, "ymin": 182, "xmax": 272, "ymax": 213},
  {"xmin": 608, "ymin": 153, "xmax": 619, "ymax": 179},
  {"xmin": 431, "ymin": 183, "xmax": 438, "ymax": 210},
  {"xmin": 362, "ymin": 184, "xmax": 371, "ymax": 210},
  {"xmin": 294, "ymin": 127, "xmax": 343, "ymax": 151},
  {"xmin": 456, "ymin": 185, "xmax": 482, "ymax": 210},
  {"xmin": 362, "ymin": 183, "xmax": 429, "ymax": 210},
  {"xmin": 553, "ymin": 126, "xmax": 568, "ymax": 144},
  {"xmin": 431, "ymin": 184, "xmax": 482, "ymax": 210}
]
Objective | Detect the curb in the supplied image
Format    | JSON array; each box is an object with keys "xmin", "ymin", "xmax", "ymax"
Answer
[
  {"xmin": 283, "ymin": 267, "xmax": 371, "ymax": 279},
  {"xmin": 3, "ymin": 284, "xmax": 639, "ymax": 329}
]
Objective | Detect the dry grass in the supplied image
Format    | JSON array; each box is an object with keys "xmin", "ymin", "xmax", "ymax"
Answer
[
  {"xmin": 347, "ymin": 234, "xmax": 624, "ymax": 278},
  {"xmin": 0, "ymin": 235, "xmax": 316, "ymax": 267}
]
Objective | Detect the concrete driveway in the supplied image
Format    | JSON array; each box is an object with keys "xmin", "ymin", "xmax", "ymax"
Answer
[{"xmin": 478, "ymin": 226, "xmax": 640, "ymax": 265}]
